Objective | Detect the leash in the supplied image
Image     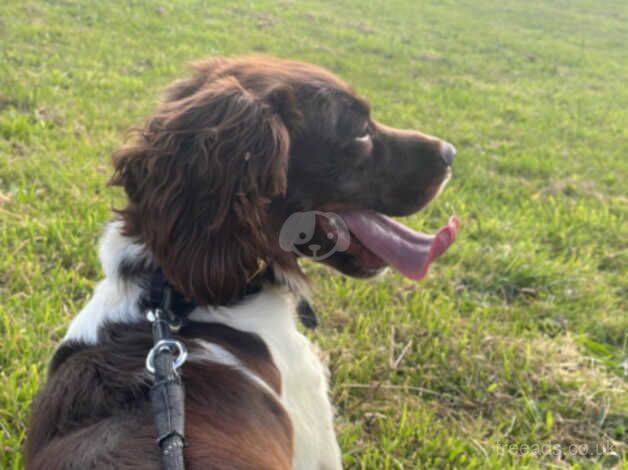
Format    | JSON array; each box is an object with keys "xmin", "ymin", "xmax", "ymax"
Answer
[{"xmin": 144, "ymin": 272, "xmax": 191, "ymax": 470}]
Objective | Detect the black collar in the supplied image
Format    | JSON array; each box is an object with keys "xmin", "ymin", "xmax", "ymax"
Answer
[{"xmin": 140, "ymin": 268, "xmax": 318, "ymax": 330}]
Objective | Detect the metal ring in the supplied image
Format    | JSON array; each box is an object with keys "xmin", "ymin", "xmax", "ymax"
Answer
[{"xmin": 145, "ymin": 339, "xmax": 188, "ymax": 374}]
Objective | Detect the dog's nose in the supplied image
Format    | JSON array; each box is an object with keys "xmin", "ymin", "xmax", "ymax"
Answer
[{"xmin": 440, "ymin": 142, "xmax": 456, "ymax": 166}]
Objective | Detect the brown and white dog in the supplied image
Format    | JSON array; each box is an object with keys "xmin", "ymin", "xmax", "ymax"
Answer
[{"xmin": 25, "ymin": 57, "xmax": 459, "ymax": 469}]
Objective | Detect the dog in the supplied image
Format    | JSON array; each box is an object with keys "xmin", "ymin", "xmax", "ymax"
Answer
[{"xmin": 25, "ymin": 56, "xmax": 459, "ymax": 469}]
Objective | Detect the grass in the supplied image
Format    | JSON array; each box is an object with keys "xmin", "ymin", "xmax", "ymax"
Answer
[{"xmin": 1, "ymin": 0, "xmax": 626, "ymax": 468}]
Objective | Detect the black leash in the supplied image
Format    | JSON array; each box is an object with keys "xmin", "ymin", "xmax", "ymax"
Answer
[{"xmin": 144, "ymin": 272, "xmax": 191, "ymax": 470}]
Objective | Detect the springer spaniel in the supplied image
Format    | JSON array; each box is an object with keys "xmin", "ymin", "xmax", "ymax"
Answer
[{"xmin": 25, "ymin": 57, "xmax": 459, "ymax": 469}]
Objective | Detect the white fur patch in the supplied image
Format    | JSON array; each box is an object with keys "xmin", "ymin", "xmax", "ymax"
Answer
[
  {"xmin": 64, "ymin": 222, "xmax": 145, "ymax": 344},
  {"xmin": 188, "ymin": 339, "xmax": 278, "ymax": 400},
  {"xmin": 63, "ymin": 278, "xmax": 144, "ymax": 344},
  {"xmin": 98, "ymin": 220, "xmax": 150, "ymax": 280},
  {"xmin": 189, "ymin": 290, "xmax": 342, "ymax": 469}
]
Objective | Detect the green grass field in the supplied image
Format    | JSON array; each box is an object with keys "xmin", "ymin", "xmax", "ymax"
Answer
[{"xmin": 1, "ymin": 0, "xmax": 626, "ymax": 468}]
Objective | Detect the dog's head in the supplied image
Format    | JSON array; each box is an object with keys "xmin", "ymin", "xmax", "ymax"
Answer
[{"xmin": 111, "ymin": 57, "xmax": 458, "ymax": 305}]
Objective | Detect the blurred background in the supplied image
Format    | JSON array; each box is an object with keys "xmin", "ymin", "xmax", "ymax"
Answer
[{"xmin": 1, "ymin": 1, "xmax": 626, "ymax": 468}]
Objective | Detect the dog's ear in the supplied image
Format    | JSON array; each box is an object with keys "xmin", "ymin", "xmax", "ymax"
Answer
[{"xmin": 110, "ymin": 76, "xmax": 290, "ymax": 305}]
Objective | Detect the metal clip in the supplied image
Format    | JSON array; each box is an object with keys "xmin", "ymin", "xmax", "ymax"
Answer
[{"xmin": 145, "ymin": 339, "xmax": 188, "ymax": 374}]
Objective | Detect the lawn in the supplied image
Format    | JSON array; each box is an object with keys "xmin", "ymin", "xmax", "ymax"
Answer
[{"xmin": 1, "ymin": 0, "xmax": 626, "ymax": 468}]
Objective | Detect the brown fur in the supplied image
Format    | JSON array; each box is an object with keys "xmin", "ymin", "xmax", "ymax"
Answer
[{"xmin": 26, "ymin": 322, "xmax": 292, "ymax": 470}]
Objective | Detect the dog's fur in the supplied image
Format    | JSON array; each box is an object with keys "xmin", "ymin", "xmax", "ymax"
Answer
[{"xmin": 25, "ymin": 57, "xmax": 453, "ymax": 469}]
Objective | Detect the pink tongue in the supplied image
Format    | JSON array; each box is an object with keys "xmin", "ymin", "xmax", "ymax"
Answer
[{"xmin": 338, "ymin": 211, "xmax": 460, "ymax": 280}]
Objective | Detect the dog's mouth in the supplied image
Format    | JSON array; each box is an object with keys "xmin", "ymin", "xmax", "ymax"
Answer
[{"xmin": 317, "ymin": 211, "xmax": 459, "ymax": 281}]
